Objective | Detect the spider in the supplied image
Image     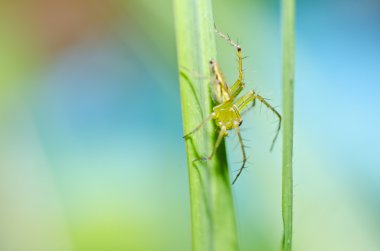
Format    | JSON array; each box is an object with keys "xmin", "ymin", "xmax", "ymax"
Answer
[{"xmin": 184, "ymin": 27, "xmax": 282, "ymax": 184}]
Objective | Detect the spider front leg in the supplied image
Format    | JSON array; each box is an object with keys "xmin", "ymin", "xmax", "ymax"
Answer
[
  {"xmin": 235, "ymin": 90, "xmax": 282, "ymax": 151},
  {"xmin": 214, "ymin": 27, "xmax": 245, "ymax": 97},
  {"xmin": 230, "ymin": 46, "xmax": 245, "ymax": 98},
  {"xmin": 232, "ymin": 126, "xmax": 247, "ymax": 185}
]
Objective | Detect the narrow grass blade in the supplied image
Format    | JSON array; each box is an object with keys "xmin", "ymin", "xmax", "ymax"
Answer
[
  {"xmin": 281, "ymin": 0, "xmax": 295, "ymax": 250},
  {"xmin": 173, "ymin": 0, "xmax": 238, "ymax": 250}
]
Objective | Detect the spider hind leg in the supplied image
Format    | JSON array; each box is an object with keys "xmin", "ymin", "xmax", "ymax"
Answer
[
  {"xmin": 232, "ymin": 126, "xmax": 248, "ymax": 184},
  {"xmin": 193, "ymin": 126, "xmax": 227, "ymax": 163}
]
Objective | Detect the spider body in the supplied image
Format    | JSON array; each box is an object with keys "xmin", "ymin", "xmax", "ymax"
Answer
[
  {"xmin": 212, "ymin": 102, "xmax": 242, "ymax": 131},
  {"xmin": 184, "ymin": 28, "xmax": 281, "ymax": 184}
]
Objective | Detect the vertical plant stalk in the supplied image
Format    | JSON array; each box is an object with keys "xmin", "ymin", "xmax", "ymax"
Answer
[
  {"xmin": 281, "ymin": 0, "xmax": 295, "ymax": 250},
  {"xmin": 174, "ymin": 0, "xmax": 238, "ymax": 251}
]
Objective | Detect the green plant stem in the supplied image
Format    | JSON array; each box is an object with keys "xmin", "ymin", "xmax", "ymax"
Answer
[
  {"xmin": 173, "ymin": 0, "xmax": 238, "ymax": 250},
  {"xmin": 281, "ymin": 0, "xmax": 295, "ymax": 250}
]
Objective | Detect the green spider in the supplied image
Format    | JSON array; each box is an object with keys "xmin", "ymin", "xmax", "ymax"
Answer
[{"xmin": 184, "ymin": 28, "xmax": 282, "ymax": 184}]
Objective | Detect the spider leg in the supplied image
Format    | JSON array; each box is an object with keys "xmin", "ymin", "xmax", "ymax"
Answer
[
  {"xmin": 193, "ymin": 126, "xmax": 226, "ymax": 163},
  {"xmin": 255, "ymin": 94, "xmax": 282, "ymax": 151},
  {"xmin": 205, "ymin": 126, "xmax": 227, "ymax": 161},
  {"xmin": 240, "ymin": 98, "xmax": 256, "ymax": 117},
  {"xmin": 183, "ymin": 113, "xmax": 214, "ymax": 138},
  {"xmin": 232, "ymin": 126, "xmax": 248, "ymax": 185},
  {"xmin": 214, "ymin": 26, "xmax": 240, "ymax": 51},
  {"xmin": 235, "ymin": 91, "xmax": 282, "ymax": 151},
  {"xmin": 214, "ymin": 26, "xmax": 245, "ymax": 97},
  {"xmin": 230, "ymin": 46, "xmax": 244, "ymax": 98}
]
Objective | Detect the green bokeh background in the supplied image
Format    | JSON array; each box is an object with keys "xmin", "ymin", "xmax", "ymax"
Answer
[{"xmin": 1, "ymin": 0, "xmax": 379, "ymax": 250}]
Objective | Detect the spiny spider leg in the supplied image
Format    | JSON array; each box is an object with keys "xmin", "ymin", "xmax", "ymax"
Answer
[
  {"xmin": 214, "ymin": 26, "xmax": 245, "ymax": 98},
  {"xmin": 241, "ymin": 98, "xmax": 256, "ymax": 117},
  {"xmin": 255, "ymin": 95, "xmax": 282, "ymax": 151},
  {"xmin": 232, "ymin": 126, "xmax": 248, "ymax": 185},
  {"xmin": 205, "ymin": 126, "xmax": 227, "ymax": 160},
  {"xmin": 192, "ymin": 126, "xmax": 227, "ymax": 163},
  {"xmin": 235, "ymin": 90, "xmax": 282, "ymax": 151}
]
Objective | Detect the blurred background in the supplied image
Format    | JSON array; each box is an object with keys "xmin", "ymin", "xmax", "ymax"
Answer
[{"xmin": 0, "ymin": 0, "xmax": 379, "ymax": 250}]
